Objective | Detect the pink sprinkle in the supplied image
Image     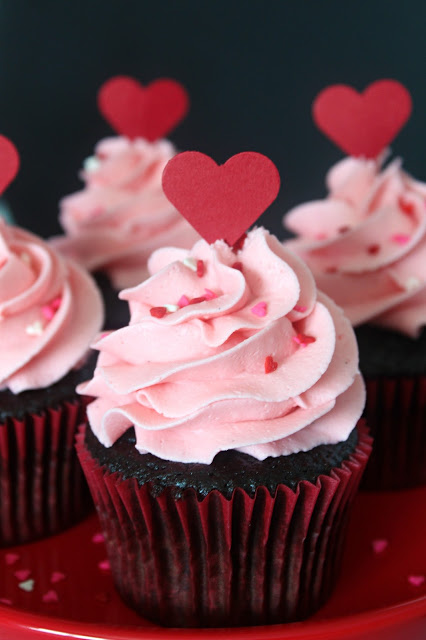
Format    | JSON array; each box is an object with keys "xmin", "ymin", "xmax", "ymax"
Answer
[
  {"xmin": 391, "ymin": 233, "xmax": 410, "ymax": 245},
  {"xmin": 204, "ymin": 288, "xmax": 217, "ymax": 300},
  {"xmin": 408, "ymin": 575, "xmax": 425, "ymax": 588},
  {"xmin": 372, "ymin": 539, "xmax": 388, "ymax": 554},
  {"xmin": 196, "ymin": 260, "xmax": 205, "ymax": 278},
  {"xmin": 42, "ymin": 590, "xmax": 59, "ymax": 604},
  {"xmin": 92, "ymin": 532, "xmax": 105, "ymax": 544},
  {"xmin": 50, "ymin": 296, "xmax": 62, "ymax": 311},
  {"xmin": 5, "ymin": 553, "xmax": 19, "ymax": 566},
  {"xmin": 98, "ymin": 559, "xmax": 111, "ymax": 572},
  {"xmin": 293, "ymin": 333, "xmax": 316, "ymax": 347},
  {"xmin": 316, "ymin": 233, "xmax": 327, "ymax": 240},
  {"xmin": 0, "ymin": 598, "xmax": 12, "ymax": 606},
  {"xmin": 251, "ymin": 302, "xmax": 267, "ymax": 317},
  {"xmin": 42, "ymin": 305, "xmax": 55, "ymax": 320},
  {"xmin": 50, "ymin": 571, "xmax": 66, "ymax": 584},
  {"xmin": 14, "ymin": 569, "xmax": 31, "ymax": 581},
  {"xmin": 178, "ymin": 295, "xmax": 190, "ymax": 308},
  {"xmin": 294, "ymin": 304, "xmax": 307, "ymax": 313}
]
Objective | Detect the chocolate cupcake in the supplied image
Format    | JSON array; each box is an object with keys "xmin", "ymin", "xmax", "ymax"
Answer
[
  {"xmin": 77, "ymin": 226, "xmax": 370, "ymax": 627},
  {"xmin": 0, "ymin": 218, "xmax": 104, "ymax": 545},
  {"xmin": 283, "ymin": 155, "xmax": 426, "ymax": 489}
]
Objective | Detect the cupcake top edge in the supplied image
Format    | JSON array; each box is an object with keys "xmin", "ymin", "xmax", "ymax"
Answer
[
  {"xmin": 283, "ymin": 155, "xmax": 426, "ymax": 338},
  {"xmin": 79, "ymin": 226, "xmax": 365, "ymax": 464},
  {"xmin": 0, "ymin": 218, "xmax": 104, "ymax": 394}
]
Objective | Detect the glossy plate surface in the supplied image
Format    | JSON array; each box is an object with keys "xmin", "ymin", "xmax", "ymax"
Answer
[{"xmin": 0, "ymin": 488, "xmax": 425, "ymax": 640}]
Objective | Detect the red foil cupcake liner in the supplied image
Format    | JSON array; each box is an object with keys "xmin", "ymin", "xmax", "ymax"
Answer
[
  {"xmin": 0, "ymin": 400, "xmax": 92, "ymax": 546},
  {"xmin": 77, "ymin": 422, "xmax": 371, "ymax": 627},
  {"xmin": 361, "ymin": 375, "xmax": 426, "ymax": 490}
]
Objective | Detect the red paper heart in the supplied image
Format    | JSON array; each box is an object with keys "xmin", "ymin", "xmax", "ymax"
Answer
[
  {"xmin": 0, "ymin": 136, "xmax": 19, "ymax": 195},
  {"xmin": 312, "ymin": 80, "xmax": 412, "ymax": 158},
  {"xmin": 98, "ymin": 76, "xmax": 189, "ymax": 142},
  {"xmin": 162, "ymin": 151, "xmax": 280, "ymax": 245}
]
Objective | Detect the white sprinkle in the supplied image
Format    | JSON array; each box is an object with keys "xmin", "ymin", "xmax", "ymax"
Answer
[
  {"xmin": 19, "ymin": 579, "xmax": 35, "ymax": 592},
  {"xmin": 405, "ymin": 277, "xmax": 421, "ymax": 291},
  {"xmin": 183, "ymin": 257, "xmax": 197, "ymax": 271},
  {"xmin": 26, "ymin": 320, "xmax": 44, "ymax": 336},
  {"xmin": 165, "ymin": 304, "xmax": 179, "ymax": 312},
  {"xmin": 83, "ymin": 156, "xmax": 101, "ymax": 173},
  {"xmin": 20, "ymin": 252, "xmax": 31, "ymax": 264}
]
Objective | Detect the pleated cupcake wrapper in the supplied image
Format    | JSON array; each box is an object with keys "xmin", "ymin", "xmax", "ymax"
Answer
[
  {"xmin": 361, "ymin": 375, "xmax": 426, "ymax": 490},
  {"xmin": 77, "ymin": 421, "xmax": 372, "ymax": 628},
  {"xmin": 0, "ymin": 399, "xmax": 92, "ymax": 547}
]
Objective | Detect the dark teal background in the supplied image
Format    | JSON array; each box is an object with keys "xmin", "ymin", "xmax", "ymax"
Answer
[{"xmin": 0, "ymin": 1, "xmax": 424, "ymax": 239}]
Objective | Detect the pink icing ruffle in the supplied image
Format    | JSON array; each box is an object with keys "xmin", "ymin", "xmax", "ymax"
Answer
[
  {"xmin": 283, "ymin": 156, "xmax": 426, "ymax": 337},
  {"xmin": 0, "ymin": 220, "xmax": 104, "ymax": 393},
  {"xmin": 51, "ymin": 137, "xmax": 199, "ymax": 289},
  {"xmin": 79, "ymin": 228, "xmax": 364, "ymax": 463}
]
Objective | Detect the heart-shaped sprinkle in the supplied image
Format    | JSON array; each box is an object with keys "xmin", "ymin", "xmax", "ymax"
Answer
[
  {"xmin": 18, "ymin": 579, "xmax": 34, "ymax": 592},
  {"xmin": 372, "ymin": 539, "xmax": 388, "ymax": 554},
  {"xmin": 162, "ymin": 151, "xmax": 280, "ymax": 246},
  {"xmin": 293, "ymin": 304, "xmax": 307, "ymax": 313},
  {"xmin": 391, "ymin": 233, "xmax": 410, "ymax": 245},
  {"xmin": 50, "ymin": 571, "xmax": 66, "ymax": 584},
  {"xmin": 251, "ymin": 301, "xmax": 267, "ymax": 317},
  {"xmin": 42, "ymin": 590, "xmax": 59, "ymax": 603},
  {"xmin": 293, "ymin": 333, "xmax": 316, "ymax": 347},
  {"xmin": 92, "ymin": 532, "xmax": 105, "ymax": 544},
  {"xmin": 98, "ymin": 76, "xmax": 189, "ymax": 142},
  {"xmin": 408, "ymin": 575, "xmax": 425, "ymax": 587},
  {"xmin": 98, "ymin": 559, "xmax": 111, "ymax": 572},
  {"xmin": 313, "ymin": 80, "xmax": 412, "ymax": 158},
  {"xmin": 0, "ymin": 136, "xmax": 20, "ymax": 195},
  {"xmin": 14, "ymin": 569, "xmax": 31, "ymax": 581},
  {"xmin": 5, "ymin": 553, "xmax": 19, "ymax": 566},
  {"xmin": 264, "ymin": 355, "xmax": 278, "ymax": 374},
  {"xmin": 0, "ymin": 598, "xmax": 12, "ymax": 606}
]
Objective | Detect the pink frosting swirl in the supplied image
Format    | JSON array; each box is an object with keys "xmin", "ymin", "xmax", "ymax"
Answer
[
  {"xmin": 52, "ymin": 137, "xmax": 200, "ymax": 289},
  {"xmin": 79, "ymin": 228, "xmax": 364, "ymax": 464},
  {"xmin": 283, "ymin": 157, "xmax": 426, "ymax": 337},
  {"xmin": 0, "ymin": 219, "xmax": 104, "ymax": 393}
]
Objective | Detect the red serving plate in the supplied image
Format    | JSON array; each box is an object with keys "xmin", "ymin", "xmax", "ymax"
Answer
[{"xmin": 0, "ymin": 487, "xmax": 425, "ymax": 640}]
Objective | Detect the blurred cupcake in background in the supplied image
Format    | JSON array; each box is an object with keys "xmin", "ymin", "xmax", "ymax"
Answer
[
  {"xmin": 282, "ymin": 80, "xmax": 426, "ymax": 489},
  {"xmin": 51, "ymin": 76, "xmax": 199, "ymax": 329}
]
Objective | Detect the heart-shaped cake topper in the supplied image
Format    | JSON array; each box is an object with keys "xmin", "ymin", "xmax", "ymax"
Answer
[
  {"xmin": 312, "ymin": 79, "xmax": 412, "ymax": 158},
  {"xmin": 0, "ymin": 136, "xmax": 19, "ymax": 195},
  {"xmin": 98, "ymin": 76, "xmax": 189, "ymax": 142},
  {"xmin": 162, "ymin": 151, "xmax": 280, "ymax": 245}
]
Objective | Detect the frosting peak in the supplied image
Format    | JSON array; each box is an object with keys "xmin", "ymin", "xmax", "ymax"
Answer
[
  {"xmin": 0, "ymin": 219, "xmax": 104, "ymax": 393},
  {"xmin": 284, "ymin": 157, "xmax": 426, "ymax": 337},
  {"xmin": 52, "ymin": 137, "xmax": 199, "ymax": 289},
  {"xmin": 80, "ymin": 228, "xmax": 364, "ymax": 464}
]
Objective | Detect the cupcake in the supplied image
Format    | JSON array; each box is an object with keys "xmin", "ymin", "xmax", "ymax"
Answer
[
  {"xmin": 0, "ymin": 218, "xmax": 104, "ymax": 545},
  {"xmin": 282, "ymin": 81, "xmax": 425, "ymax": 489},
  {"xmin": 76, "ymin": 151, "xmax": 371, "ymax": 627},
  {"xmin": 51, "ymin": 76, "xmax": 199, "ymax": 329}
]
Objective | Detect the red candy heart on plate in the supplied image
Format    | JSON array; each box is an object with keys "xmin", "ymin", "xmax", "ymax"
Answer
[
  {"xmin": 312, "ymin": 79, "xmax": 412, "ymax": 158},
  {"xmin": 98, "ymin": 76, "xmax": 189, "ymax": 142},
  {"xmin": 0, "ymin": 136, "xmax": 19, "ymax": 195},
  {"xmin": 162, "ymin": 151, "xmax": 281, "ymax": 245}
]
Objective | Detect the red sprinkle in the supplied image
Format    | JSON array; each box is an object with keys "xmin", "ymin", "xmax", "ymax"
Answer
[
  {"xmin": 189, "ymin": 296, "xmax": 207, "ymax": 305},
  {"xmin": 196, "ymin": 260, "xmax": 205, "ymax": 277},
  {"xmin": 178, "ymin": 295, "xmax": 190, "ymax": 308},
  {"xmin": 150, "ymin": 306, "xmax": 167, "ymax": 318},
  {"xmin": 367, "ymin": 244, "xmax": 380, "ymax": 255},
  {"xmin": 231, "ymin": 233, "xmax": 247, "ymax": 253},
  {"xmin": 398, "ymin": 196, "xmax": 415, "ymax": 216},
  {"xmin": 264, "ymin": 355, "xmax": 278, "ymax": 374},
  {"xmin": 338, "ymin": 226, "xmax": 350, "ymax": 234},
  {"xmin": 293, "ymin": 333, "xmax": 316, "ymax": 347},
  {"xmin": 294, "ymin": 304, "xmax": 307, "ymax": 313},
  {"xmin": 232, "ymin": 261, "xmax": 243, "ymax": 271},
  {"xmin": 325, "ymin": 266, "xmax": 338, "ymax": 274}
]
